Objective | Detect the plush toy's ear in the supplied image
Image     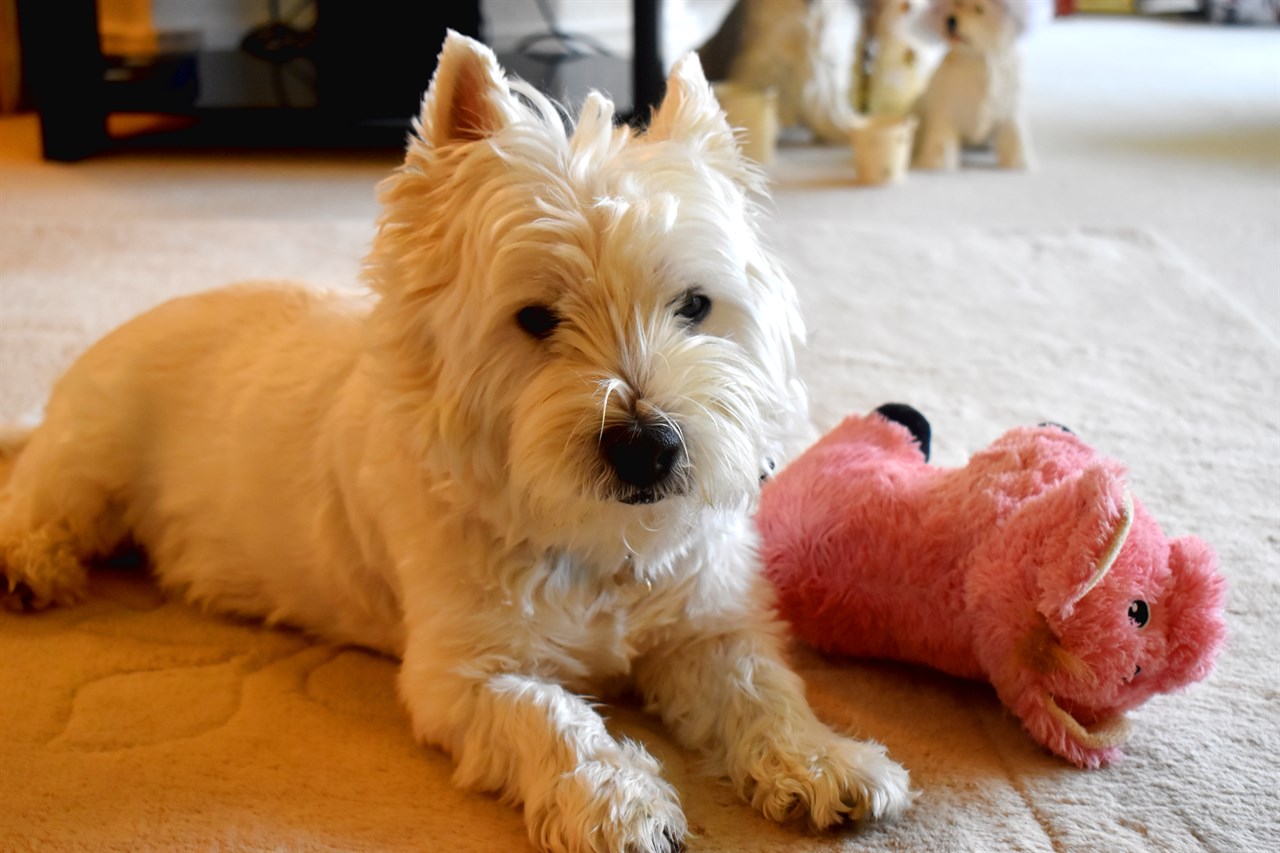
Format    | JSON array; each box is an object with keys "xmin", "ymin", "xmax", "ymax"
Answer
[
  {"xmin": 874, "ymin": 403, "xmax": 931, "ymax": 461},
  {"xmin": 646, "ymin": 53, "xmax": 740, "ymax": 158},
  {"xmin": 417, "ymin": 31, "xmax": 517, "ymax": 149},
  {"xmin": 1025, "ymin": 465, "xmax": 1134, "ymax": 623},
  {"xmin": 1156, "ymin": 536, "xmax": 1227, "ymax": 691}
]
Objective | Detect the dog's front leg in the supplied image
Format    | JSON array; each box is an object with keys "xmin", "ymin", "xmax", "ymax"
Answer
[
  {"xmin": 400, "ymin": 653, "xmax": 686, "ymax": 853},
  {"xmin": 636, "ymin": 625, "xmax": 912, "ymax": 829},
  {"xmin": 994, "ymin": 118, "xmax": 1032, "ymax": 169},
  {"xmin": 912, "ymin": 114, "xmax": 960, "ymax": 170}
]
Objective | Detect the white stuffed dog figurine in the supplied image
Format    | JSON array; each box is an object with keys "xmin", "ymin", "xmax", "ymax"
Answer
[
  {"xmin": 911, "ymin": 0, "xmax": 1052, "ymax": 169},
  {"xmin": 699, "ymin": 0, "xmax": 862, "ymax": 144}
]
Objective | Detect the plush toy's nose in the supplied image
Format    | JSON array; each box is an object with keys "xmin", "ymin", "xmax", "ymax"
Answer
[
  {"xmin": 946, "ymin": 14, "xmax": 959, "ymax": 35},
  {"xmin": 602, "ymin": 420, "xmax": 682, "ymax": 491}
]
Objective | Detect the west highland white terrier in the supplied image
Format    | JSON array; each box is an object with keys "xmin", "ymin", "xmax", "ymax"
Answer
[
  {"xmin": 912, "ymin": 0, "xmax": 1053, "ymax": 170},
  {"xmin": 0, "ymin": 33, "xmax": 912, "ymax": 852}
]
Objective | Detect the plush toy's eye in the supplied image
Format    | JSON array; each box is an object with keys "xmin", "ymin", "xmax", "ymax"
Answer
[
  {"xmin": 516, "ymin": 304, "xmax": 561, "ymax": 340},
  {"xmin": 1128, "ymin": 600, "xmax": 1150, "ymax": 628},
  {"xmin": 674, "ymin": 290, "xmax": 712, "ymax": 326}
]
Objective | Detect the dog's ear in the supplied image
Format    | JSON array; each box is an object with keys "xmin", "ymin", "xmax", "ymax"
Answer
[
  {"xmin": 647, "ymin": 53, "xmax": 739, "ymax": 158},
  {"xmin": 418, "ymin": 30, "xmax": 516, "ymax": 148}
]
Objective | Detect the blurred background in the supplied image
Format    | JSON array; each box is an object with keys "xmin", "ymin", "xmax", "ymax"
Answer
[{"xmin": 0, "ymin": 0, "xmax": 1276, "ymax": 332}]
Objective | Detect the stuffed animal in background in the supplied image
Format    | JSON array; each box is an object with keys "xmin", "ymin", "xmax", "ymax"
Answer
[
  {"xmin": 698, "ymin": 0, "xmax": 862, "ymax": 144},
  {"xmin": 911, "ymin": 0, "xmax": 1053, "ymax": 169},
  {"xmin": 853, "ymin": 0, "xmax": 932, "ymax": 118},
  {"xmin": 757, "ymin": 404, "xmax": 1228, "ymax": 768}
]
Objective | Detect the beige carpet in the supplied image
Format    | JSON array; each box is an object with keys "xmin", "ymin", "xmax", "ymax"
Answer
[
  {"xmin": 1, "ymin": 213, "xmax": 1276, "ymax": 851},
  {"xmin": 3, "ymin": 14, "xmax": 1279, "ymax": 853}
]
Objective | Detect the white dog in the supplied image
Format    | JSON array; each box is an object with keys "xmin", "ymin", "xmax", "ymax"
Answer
[
  {"xmin": 0, "ymin": 33, "xmax": 911, "ymax": 853},
  {"xmin": 911, "ymin": 0, "xmax": 1052, "ymax": 169}
]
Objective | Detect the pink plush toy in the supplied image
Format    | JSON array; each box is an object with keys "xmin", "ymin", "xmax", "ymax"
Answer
[{"xmin": 757, "ymin": 404, "xmax": 1227, "ymax": 768}]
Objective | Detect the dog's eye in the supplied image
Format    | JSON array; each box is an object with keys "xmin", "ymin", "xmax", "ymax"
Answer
[
  {"xmin": 1128, "ymin": 600, "xmax": 1149, "ymax": 628},
  {"xmin": 516, "ymin": 305, "xmax": 561, "ymax": 340},
  {"xmin": 674, "ymin": 291, "xmax": 712, "ymax": 326}
]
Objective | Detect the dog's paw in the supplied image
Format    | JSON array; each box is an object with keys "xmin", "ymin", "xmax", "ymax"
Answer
[
  {"xmin": 0, "ymin": 527, "xmax": 88, "ymax": 612},
  {"xmin": 739, "ymin": 733, "xmax": 914, "ymax": 829},
  {"xmin": 526, "ymin": 747, "xmax": 686, "ymax": 853},
  {"xmin": 912, "ymin": 145, "xmax": 955, "ymax": 171}
]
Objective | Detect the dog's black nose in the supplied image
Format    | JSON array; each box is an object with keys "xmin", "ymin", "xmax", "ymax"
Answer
[
  {"xmin": 946, "ymin": 14, "xmax": 958, "ymax": 35},
  {"xmin": 601, "ymin": 420, "xmax": 682, "ymax": 491}
]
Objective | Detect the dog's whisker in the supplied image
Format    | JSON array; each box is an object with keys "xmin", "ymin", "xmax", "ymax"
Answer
[
  {"xmin": 597, "ymin": 377, "xmax": 625, "ymax": 441},
  {"xmin": 674, "ymin": 394, "xmax": 734, "ymax": 443}
]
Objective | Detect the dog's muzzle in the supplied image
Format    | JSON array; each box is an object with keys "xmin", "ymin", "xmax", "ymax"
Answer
[{"xmin": 601, "ymin": 418, "xmax": 683, "ymax": 504}]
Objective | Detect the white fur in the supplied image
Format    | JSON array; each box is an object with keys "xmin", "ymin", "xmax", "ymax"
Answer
[
  {"xmin": 855, "ymin": 0, "xmax": 934, "ymax": 118},
  {"xmin": 0, "ymin": 34, "xmax": 911, "ymax": 853},
  {"xmin": 911, "ymin": 0, "xmax": 1051, "ymax": 169},
  {"xmin": 704, "ymin": 0, "xmax": 863, "ymax": 144}
]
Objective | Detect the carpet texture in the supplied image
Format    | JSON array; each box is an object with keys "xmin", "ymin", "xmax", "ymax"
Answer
[{"xmin": 1, "ymin": 217, "xmax": 1277, "ymax": 852}]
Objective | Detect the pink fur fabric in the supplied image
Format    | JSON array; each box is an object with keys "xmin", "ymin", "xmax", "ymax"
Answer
[{"xmin": 758, "ymin": 408, "xmax": 1227, "ymax": 768}]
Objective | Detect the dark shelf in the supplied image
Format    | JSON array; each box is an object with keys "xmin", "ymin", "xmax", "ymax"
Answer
[{"xmin": 17, "ymin": 0, "xmax": 665, "ymax": 161}]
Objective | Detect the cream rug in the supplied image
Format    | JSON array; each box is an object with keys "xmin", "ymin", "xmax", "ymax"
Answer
[{"xmin": 1, "ymin": 218, "xmax": 1277, "ymax": 852}]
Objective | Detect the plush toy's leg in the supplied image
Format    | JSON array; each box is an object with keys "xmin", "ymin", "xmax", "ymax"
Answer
[
  {"xmin": 912, "ymin": 116, "xmax": 960, "ymax": 170},
  {"xmin": 994, "ymin": 119, "xmax": 1032, "ymax": 170}
]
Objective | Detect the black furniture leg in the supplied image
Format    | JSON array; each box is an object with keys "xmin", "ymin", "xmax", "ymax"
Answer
[
  {"xmin": 17, "ymin": 0, "xmax": 109, "ymax": 161},
  {"xmin": 632, "ymin": 0, "xmax": 664, "ymax": 126}
]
